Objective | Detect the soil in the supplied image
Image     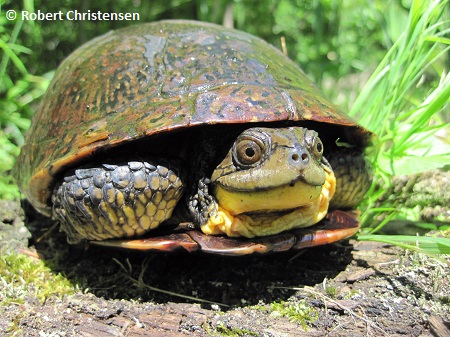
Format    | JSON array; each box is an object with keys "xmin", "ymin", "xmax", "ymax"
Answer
[{"xmin": 1, "ymin": 199, "xmax": 449, "ymax": 337}]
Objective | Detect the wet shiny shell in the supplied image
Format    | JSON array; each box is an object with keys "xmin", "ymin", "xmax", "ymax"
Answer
[{"xmin": 15, "ymin": 20, "xmax": 370, "ymax": 216}]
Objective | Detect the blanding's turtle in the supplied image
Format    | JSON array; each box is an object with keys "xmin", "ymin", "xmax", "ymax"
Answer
[{"xmin": 14, "ymin": 20, "xmax": 372, "ymax": 255}]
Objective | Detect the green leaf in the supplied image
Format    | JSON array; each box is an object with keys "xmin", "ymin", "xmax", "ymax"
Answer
[{"xmin": 358, "ymin": 234, "xmax": 450, "ymax": 255}]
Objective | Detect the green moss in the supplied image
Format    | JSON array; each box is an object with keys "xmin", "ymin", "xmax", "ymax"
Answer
[
  {"xmin": 268, "ymin": 300, "xmax": 318, "ymax": 330},
  {"xmin": 214, "ymin": 323, "xmax": 259, "ymax": 337},
  {"xmin": 0, "ymin": 254, "xmax": 77, "ymax": 306},
  {"xmin": 343, "ymin": 289, "xmax": 362, "ymax": 299},
  {"xmin": 325, "ymin": 286, "xmax": 338, "ymax": 298},
  {"xmin": 3, "ymin": 311, "xmax": 25, "ymax": 336}
]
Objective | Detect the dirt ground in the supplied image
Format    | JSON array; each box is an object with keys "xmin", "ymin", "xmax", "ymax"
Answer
[{"xmin": 1, "ymin": 199, "xmax": 449, "ymax": 337}]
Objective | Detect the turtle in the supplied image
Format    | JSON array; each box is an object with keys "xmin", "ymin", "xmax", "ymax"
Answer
[{"xmin": 14, "ymin": 20, "xmax": 373, "ymax": 255}]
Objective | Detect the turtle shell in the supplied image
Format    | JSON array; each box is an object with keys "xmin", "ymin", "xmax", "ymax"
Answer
[{"xmin": 15, "ymin": 20, "xmax": 370, "ymax": 216}]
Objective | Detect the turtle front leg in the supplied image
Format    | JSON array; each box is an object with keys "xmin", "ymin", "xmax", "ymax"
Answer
[
  {"xmin": 188, "ymin": 178, "xmax": 239, "ymax": 236},
  {"xmin": 328, "ymin": 148, "xmax": 373, "ymax": 209},
  {"xmin": 52, "ymin": 161, "xmax": 184, "ymax": 243}
]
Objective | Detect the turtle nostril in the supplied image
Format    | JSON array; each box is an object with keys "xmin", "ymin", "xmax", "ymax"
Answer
[{"xmin": 289, "ymin": 150, "xmax": 309, "ymax": 165}]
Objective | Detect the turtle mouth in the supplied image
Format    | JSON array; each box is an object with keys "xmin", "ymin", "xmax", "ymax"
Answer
[
  {"xmin": 243, "ymin": 207, "xmax": 302, "ymax": 216},
  {"xmin": 212, "ymin": 177, "xmax": 324, "ymax": 216},
  {"xmin": 200, "ymin": 167, "xmax": 336, "ymax": 238}
]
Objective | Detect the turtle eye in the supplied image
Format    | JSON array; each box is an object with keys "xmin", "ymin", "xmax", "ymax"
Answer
[
  {"xmin": 304, "ymin": 129, "xmax": 324, "ymax": 161},
  {"xmin": 312, "ymin": 138, "xmax": 324, "ymax": 159},
  {"xmin": 234, "ymin": 139, "xmax": 263, "ymax": 166}
]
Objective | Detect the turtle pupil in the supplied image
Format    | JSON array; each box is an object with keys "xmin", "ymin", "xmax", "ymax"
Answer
[
  {"xmin": 317, "ymin": 142, "xmax": 323, "ymax": 153},
  {"xmin": 245, "ymin": 148, "xmax": 255, "ymax": 158}
]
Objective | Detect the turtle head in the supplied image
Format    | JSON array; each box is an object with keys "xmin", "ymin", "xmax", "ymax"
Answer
[{"xmin": 200, "ymin": 127, "xmax": 336, "ymax": 237}]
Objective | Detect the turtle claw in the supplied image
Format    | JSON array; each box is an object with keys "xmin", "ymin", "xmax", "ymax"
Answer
[
  {"xmin": 188, "ymin": 178, "xmax": 217, "ymax": 226},
  {"xmin": 91, "ymin": 210, "xmax": 360, "ymax": 256}
]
